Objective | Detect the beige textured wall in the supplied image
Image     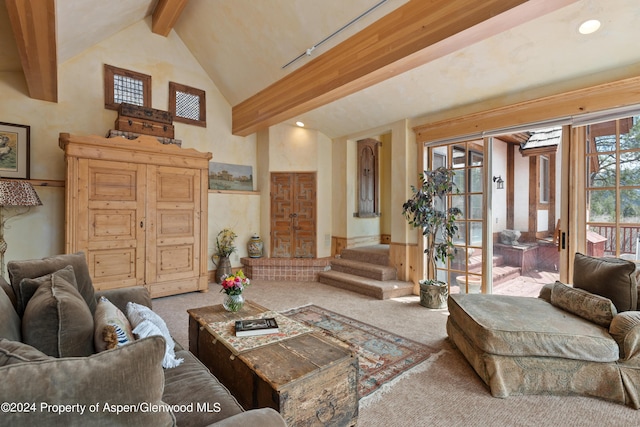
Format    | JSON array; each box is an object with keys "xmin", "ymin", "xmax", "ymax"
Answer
[{"xmin": 0, "ymin": 18, "xmax": 258, "ymax": 270}]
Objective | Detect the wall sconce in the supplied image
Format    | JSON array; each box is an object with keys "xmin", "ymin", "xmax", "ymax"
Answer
[
  {"xmin": 493, "ymin": 176, "xmax": 504, "ymax": 190},
  {"xmin": 0, "ymin": 179, "xmax": 42, "ymax": 278}
]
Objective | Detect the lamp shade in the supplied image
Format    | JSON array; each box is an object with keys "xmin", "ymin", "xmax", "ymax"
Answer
[{"xmin": 0, "ymin": 180, "xmax": 42, "ymax": 207}]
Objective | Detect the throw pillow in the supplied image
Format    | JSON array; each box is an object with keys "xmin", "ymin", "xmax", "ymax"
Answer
[
  {"xmin": 7, "ymin": 252, "xmax": 97, "ymax": 316},
  {"xmin": 573, "ymin": 252, "xmax": 637, "ymax": 312},
  {"xmin": 0, "ymin": 336, "xmax": 175, "ymax": 426},
  {"xmin": 94, "ymin": 296, "xmax": 135, "ymax": 352},
  {"xmin": 127, "ymin": 302, "xmax": 183, "ymax": 368},
  {"xmin": 22, "ymin": 268, "xmax": 94, "ymax": 357},
  {"xmin": 0, "ymin": 339, "xmax": 51, "ymax": 366},
  {"xmin": 0, "ymin": 283, "xmax": 21, "ymax": 342},
  {"xmin": 550, "ymin": 281, "xmax": 618, "ymax": 328},
  {"xmin": 19, "ymin": 264, "xmax": 76, "ymax": 317}
]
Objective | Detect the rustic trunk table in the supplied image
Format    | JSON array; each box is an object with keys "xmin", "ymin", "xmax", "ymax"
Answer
[{"xmin": 188, "ymin": 301, "xmax": 359, "ymax": 426}]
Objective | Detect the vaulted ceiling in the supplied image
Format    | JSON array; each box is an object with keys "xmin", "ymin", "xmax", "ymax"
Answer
[{"xmin": 2, "ymin": 0, "xmax": 640, "ymax": 139}]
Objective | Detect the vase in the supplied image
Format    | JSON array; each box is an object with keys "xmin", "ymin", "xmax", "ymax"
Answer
[
  {"xmin": 247, "ymin": 234, "xmax": 264, "ymax": 258},
  {"xmin": 214, "ymin": 255, "xmax": 232, "ymax": 284},
  {"xmin": 223, "ymin": 293, "xmax": 245, "ymax": 312}
]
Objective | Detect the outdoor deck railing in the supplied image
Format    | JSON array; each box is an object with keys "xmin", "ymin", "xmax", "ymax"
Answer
[{"xmin": 589, "ymin": 225, "xmax": 640, "ymax": 257}]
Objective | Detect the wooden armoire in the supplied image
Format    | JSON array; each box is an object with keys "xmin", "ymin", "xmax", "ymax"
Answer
[{"xmin": 59, "ymin": 133, "xmax": 211, "ymax": 298}]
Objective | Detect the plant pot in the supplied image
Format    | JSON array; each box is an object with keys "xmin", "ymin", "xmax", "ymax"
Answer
[
  {"xmin": 214, "ymin": 255, "xmax": 232, "ymax": 284},
  {"xmin": 419, "ymin": 281, "xmax": 449, "ymax": 309},
  {"xmin": 456, "ymin": 275, "xmax": 482, "ymax": 294}
]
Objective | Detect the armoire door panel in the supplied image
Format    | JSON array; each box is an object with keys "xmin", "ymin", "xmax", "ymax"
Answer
[
  {"xmin": 89, "ymin": 168, "xmax": 138, "ymax": 201},
  {"xmin": 87, "ymin": 248, "xmax": 138, "ymax": 289},
  {"xmin": 158, "ymin": 173, "xmax": 195, "ymax": 202},
  {"xmin": 157, "ymin": 245, "xmax": 195, "ymax": 277},
  {"xmin": 88, "ymin": 210, "xmax": 137, "ymax": 241},
  {"xmin": 157, "ymin": 210, "xmax": 195, "ymax": 237}
]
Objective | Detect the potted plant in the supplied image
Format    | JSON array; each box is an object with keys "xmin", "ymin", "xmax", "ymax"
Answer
[
  {"xmin": 402, "ymin": 167, "xmax": 462, "ymax": 309},
  {"xmin": 212, "ymin": 228, "xmax": 237, "ymax": 283}
]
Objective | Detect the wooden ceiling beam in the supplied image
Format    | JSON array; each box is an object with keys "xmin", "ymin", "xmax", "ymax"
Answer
[
  {"xmin": 5, "ymin": 0, "xmax": 57, "ymax": 103},
  {"xmin": 152, "ymin": 0, "xmax": 190, "ymax": 37},
  {"xmin": 232, "ymin": 0, "xmax": 578, "ymax": 137}
]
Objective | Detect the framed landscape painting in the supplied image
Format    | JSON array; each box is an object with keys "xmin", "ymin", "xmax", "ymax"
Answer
[
  {"xmin": 0, "ymin": 122, "xmax": 30, "ymax": 179},
  {"xmin": 208, "ymin": 162, "xmax": 253, "ymax": 191}
]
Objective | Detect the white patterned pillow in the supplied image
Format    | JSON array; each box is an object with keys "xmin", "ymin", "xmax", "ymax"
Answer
[
  {"xmin": 94, "ymin": 296, "xmax": 134, "ymax": 352},
  {"xmin": 126, "ymin": 302, "xmax": 183, "ymax": 368}
]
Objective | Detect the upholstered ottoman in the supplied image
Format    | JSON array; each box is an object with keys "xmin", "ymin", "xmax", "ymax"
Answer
[{"xmin": 446, "ymin": 292, "xmax": 627, "ymax": 405}]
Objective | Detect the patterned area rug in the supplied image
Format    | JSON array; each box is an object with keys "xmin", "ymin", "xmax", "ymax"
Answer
[{"xmin": 282, "ymin": 304, "xmax": 437, "ymax": 399}]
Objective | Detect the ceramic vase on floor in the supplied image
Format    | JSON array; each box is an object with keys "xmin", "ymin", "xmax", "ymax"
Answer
[{"xmin": 223, "ymin": 293, "xmax": 245, "ymax": 312}]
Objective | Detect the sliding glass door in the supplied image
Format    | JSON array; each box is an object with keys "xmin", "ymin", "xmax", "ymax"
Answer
[{"xmin": 425, "ymin": 127, "xmax": 565, "ymax": 296}]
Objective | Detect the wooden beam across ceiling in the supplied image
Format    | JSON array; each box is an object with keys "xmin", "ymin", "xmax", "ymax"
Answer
[
  {"xmin": 232, "ymin": 0, "xmax": 578, "ymax": 137},
  {"xmin": 5, "ymin": 0, "xmax": 57, "ymax": 102},
  {"xmin": 152, "ymin": 0, "xmax": 190, "ymax": 37}
]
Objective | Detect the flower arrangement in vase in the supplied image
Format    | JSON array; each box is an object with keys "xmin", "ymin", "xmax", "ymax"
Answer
[
  {"xmin": 220, "ymin": 270, "xmax": 250, "ymax": 312},
  {"xmin": 213, "ymin": 228, "xmax": 237, "ymax": 283}
]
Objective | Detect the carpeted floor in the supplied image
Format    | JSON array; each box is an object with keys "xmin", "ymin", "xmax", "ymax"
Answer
[
  {"xmin": 282, "ymin": 304, "xmax": 437, "ymax": 399},
  {"xmin": 153, "ymin": 280, "xmax": 640, "ymax": 427}
]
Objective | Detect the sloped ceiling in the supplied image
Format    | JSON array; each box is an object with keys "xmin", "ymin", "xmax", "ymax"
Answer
[{"xmin": 2, "ymin": 0, "xmax": 640, "ymax": 139}]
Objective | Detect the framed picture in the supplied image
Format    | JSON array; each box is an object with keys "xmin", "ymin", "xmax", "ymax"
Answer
[
  {"xmin": 209, "ymin": 162, "xmax": 253, "ymax": 191},
  {"xmin": 0, "ymin": 122, "xmax": 30, "ymax": 179}
]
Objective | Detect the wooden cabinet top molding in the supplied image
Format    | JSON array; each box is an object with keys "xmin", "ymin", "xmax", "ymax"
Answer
[{"xmin": 59, "ymin": 133, "xmax": 212, "ymax": 168}]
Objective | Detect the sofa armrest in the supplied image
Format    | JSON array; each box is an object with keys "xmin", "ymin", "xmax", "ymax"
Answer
[
  {"xmin": 610, "ymin": 311, "xmax": 640, "ymax": 360},
  {"xmin": 206, "ymin": 408, "xmax": 287, "ymax": 427},
  {"xmin": 95, "ymin": 286, "xmax": 152, "ymax": 314}
]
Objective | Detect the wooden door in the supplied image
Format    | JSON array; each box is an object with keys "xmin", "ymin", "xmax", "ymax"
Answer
[
  {"xmin": 78, "ymin": 159, "xmax": 146, "ymax": 290},
  {"xmin": 270, "ymin": 173, "xmax": 316, "ymax": 258},
  {"xmin": 146, "ymin": 165, "xmax": 201, "ymax": 292}
]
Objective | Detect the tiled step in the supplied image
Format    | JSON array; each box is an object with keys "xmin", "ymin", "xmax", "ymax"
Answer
[
  {"xmin": 318, "ymin": 270, "xmax": 414, "ymax": 300},
  {"xmin": 492, "ymin": 265, "xmax": 522, "ymax": 284},
  {"xmin": 330, "ymin": 258, "xmax": 397, "ymax": 281},
  {"xmin": 340, "ymin": 245, "xmax": 390, "ymax": 266}
]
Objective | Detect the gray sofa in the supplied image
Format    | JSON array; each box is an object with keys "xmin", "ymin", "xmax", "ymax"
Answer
[
  {"xmin": 447, "ymin": 253, "xmax": 640, "ymax": 408},
  {"xmin": 0, "ymin": 252, "xmax": 287, "ymax": 426}
]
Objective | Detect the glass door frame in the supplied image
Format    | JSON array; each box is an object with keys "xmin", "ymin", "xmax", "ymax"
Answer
[{"xmin": 422, "ymin": 138, "xmax": 494, "ymax": 294}]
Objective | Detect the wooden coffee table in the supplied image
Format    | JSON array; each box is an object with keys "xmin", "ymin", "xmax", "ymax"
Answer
[{"xmin": 188, "ymin": 300, "xmax": 359, "ymax": 426}]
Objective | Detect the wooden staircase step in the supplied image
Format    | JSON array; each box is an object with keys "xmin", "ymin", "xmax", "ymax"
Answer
[
  {"xmin": 330, "ymin": 258, "xmax": 397, "ymax": 281},
  {"xmin": 317, "ymin": 270, "xmax": 413, "ymax": 300}
]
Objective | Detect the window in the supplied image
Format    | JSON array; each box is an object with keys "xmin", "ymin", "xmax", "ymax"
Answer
[
  {"xmin": 104, "ymin": 64, "xmax": 151, "ymax": 110},
  {"xmin": 540, "ymin": 156, "xmax": 550, "ymax": 203},
  {"xmin": 169, "ymin": 82, "xmax": 206, "ymax": 127},
  {"xmin": 585, "ymin": 116, "xmax": 640, "ymax": 257}
]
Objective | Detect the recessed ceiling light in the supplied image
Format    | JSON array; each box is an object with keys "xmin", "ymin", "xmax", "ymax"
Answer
[
  {"xmin": 579, "ymin": 19, "xmax": 601, "ymax": 35},
  {"xmin": 296, "ymin": 121, "xmax": 305, "ymax": 127}
]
